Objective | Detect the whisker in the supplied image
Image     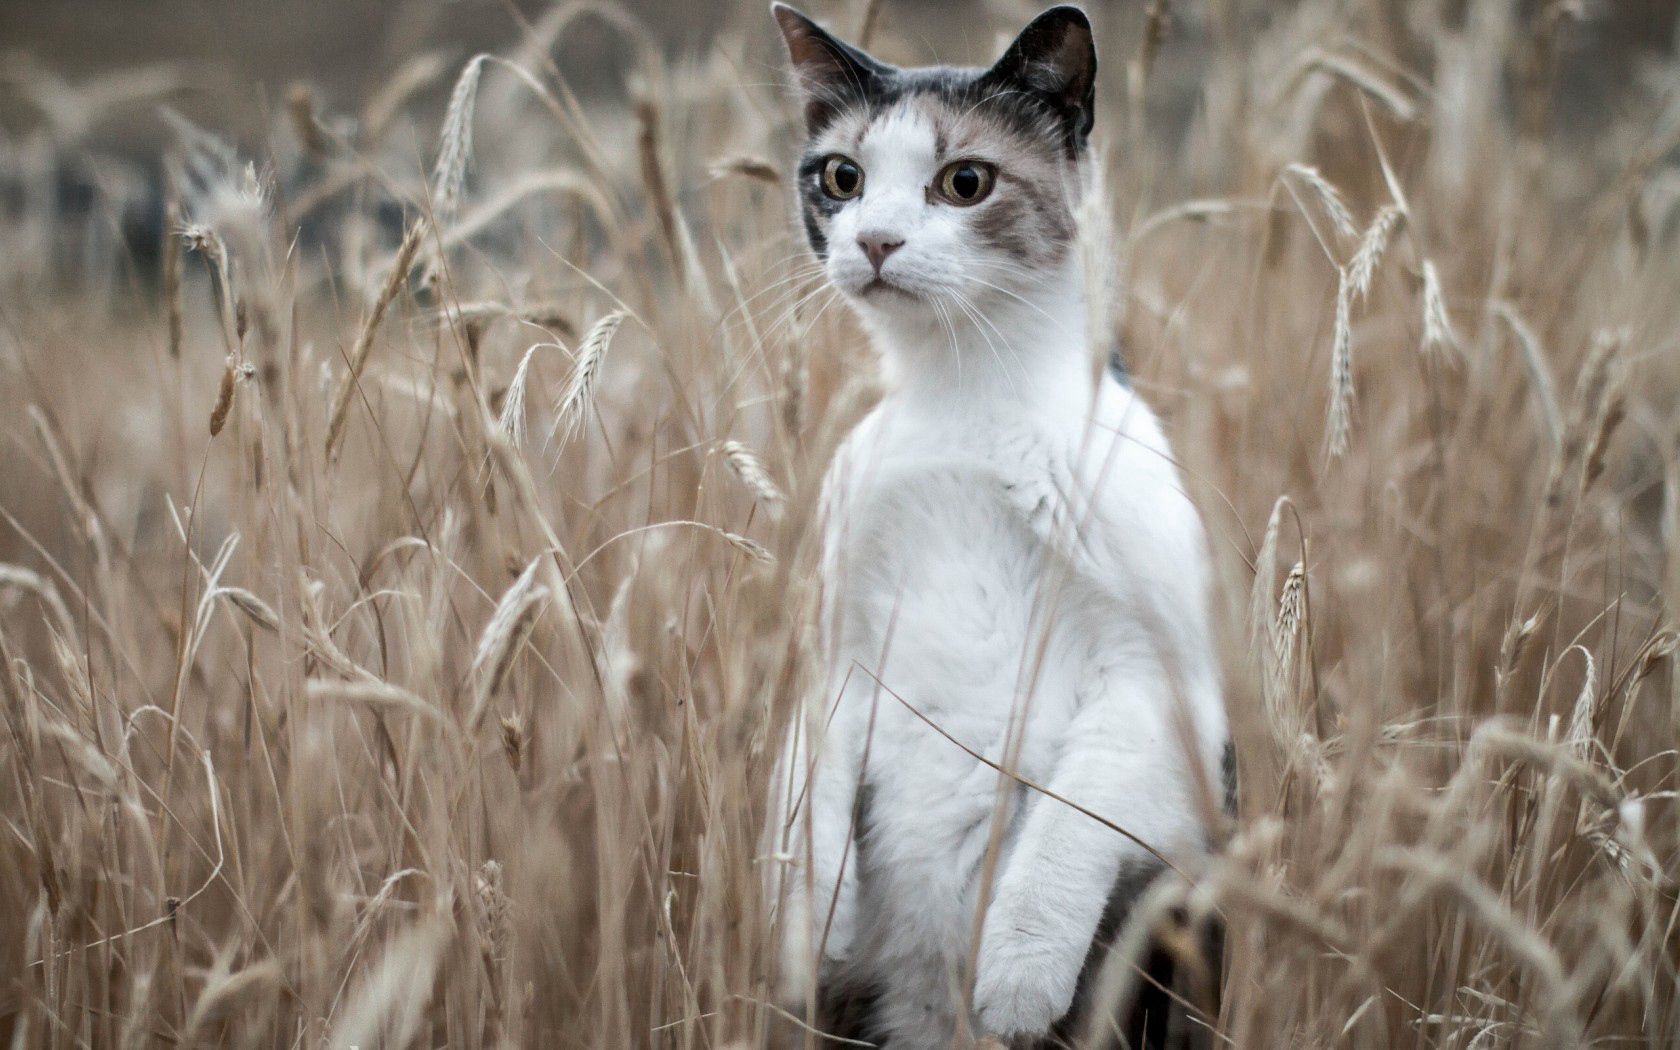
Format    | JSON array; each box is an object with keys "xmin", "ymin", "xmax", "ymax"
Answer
[{"xmin": 950, "ymin": 290, "xmax": 1031, "ymax": 391}]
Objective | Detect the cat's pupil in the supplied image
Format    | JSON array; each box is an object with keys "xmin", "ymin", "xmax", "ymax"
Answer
[
  {"xmin": 834, "ymin": 164, "xmax": 859, "ymax": 193},
  {"xmin": 951, "ymin": 166, "xmax": 980, "ymax": 198}
]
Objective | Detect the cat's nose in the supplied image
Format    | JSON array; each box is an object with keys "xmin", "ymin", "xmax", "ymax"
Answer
[{"xmin": 857, "ymin": 234, "xmax": 904, "ymax": 274}]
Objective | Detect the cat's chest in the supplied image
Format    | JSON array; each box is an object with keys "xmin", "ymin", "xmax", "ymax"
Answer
[
  {"xmin": 825, "ymin": 410, "xmax": 1091, "ymax": 787},
  {"xmin": 824, "ymin": 409, "xmax": 1080, "ymax": 692},
  {"xmin": 832, "ymin": 410, "xmax": 1064, "ymax": 580}
]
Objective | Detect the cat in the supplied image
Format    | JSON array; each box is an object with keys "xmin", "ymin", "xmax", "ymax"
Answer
[{"xmin": 765, "ymin": 5, "xmax": 1231, "ymax": 1047}]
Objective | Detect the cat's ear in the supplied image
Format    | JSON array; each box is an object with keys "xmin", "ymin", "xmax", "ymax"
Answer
[
  {"xmin": 982, "ymin": 5, "xmax": 1097, "ymax": 150},
  {"xmin": 771, "ymin": 3, "xmax": 891, "ymax": 131}
]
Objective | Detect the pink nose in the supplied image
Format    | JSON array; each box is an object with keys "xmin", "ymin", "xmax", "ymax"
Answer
[{"xmin": 857, "ymin": 234, "xmax": 904, "ymax": 274}]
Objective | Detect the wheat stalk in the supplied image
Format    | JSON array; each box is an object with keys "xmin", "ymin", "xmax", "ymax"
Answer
[
  {"xmin": 215, "ymin": 586, "xmax": 279, "ymax": 632},
  {"xmin": 468, "ymin": 558, "xmax": 550, "ymax": 731},
  {"xmin": 499, "ymin": 341, "xmax": 563, "ymax": 449},
  {"xmin": 1249, "ymin": 495, "xmax": 1291, "ymax": 649},
  {"xmin": 0, "ymin": 564, "xmax": 78, "ymax": 642},
  {"xmin": 1564, "ymin": 646, "xmax": 1598, "ymax": 761},
  {"xmin": 1305, "ymin": 50, "xmax": 1419, "ymax": 121},
  {"xmin": 1579, "ymin": 331, "xmax": 1626, "ymax": 491},
  {"xmin": 208, "ymin": 356, "xmax": 236, "ymax": 437},
  {"xmin": 432, "ymin": 54, "xmax": 489, "ymax": 228},
  {"xmin": 324, "ymin": 218, "xmax": 427, "ymax": 461},
  {"xmin": 1325, "ymin": 267, "xmax": 1355, "ymax": 458},
  {"xmin": 719, "ymin": 530, "xmax": 773, "ymax": 563},
  {"xmin": 1265, "ymin": 562, "xmax": 1309, "ymax": 751},
  {"xmin": 306, "ymin": 678, "xmax": 446, "ymax": 723},
  {"xmin": 437, "ymin": 301, "xmax": 575, "ymax": 338},
  {"xmin": 719, "ymin": 440, "xmax": 786, "ymax": 514},
  {"xmin": 1494, "ymin": 301, "xmax": 1561, "ymax": 449},
  {"xmin": 328, "ymin": 916, "xmax": 453, "ymax": 1050},
  {"xmin": 1348, "ymin": 204, "xmax": 1402, "ymax": 301},
  {"xmin": 499, "ymin": 713, "xmax": 527, "ymax": 773},
  {"xmin": 475, "ymin": 859, "xmax": 511, "ymax": 1020},
  {"xmin": 1284, "ymin": 163, "xmax": 1359, "ymax": 239},
  {"xmin": 708, "ymin": 154, "xmax": 781, "ymax": 184},
  {"xmin": 285, "ymin": 83, "xmax": 328, "ymax": 159},
  {"xmin": 549, "ymin": 310, "xmax": 626, "ymax": 447},
  {"xmin": 1420, "ymin": 259, "xmax": 1459, "ymax": 358}
]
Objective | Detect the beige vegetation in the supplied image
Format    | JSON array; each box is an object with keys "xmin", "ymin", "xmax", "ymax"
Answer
[{"xmin": 2, "ymin": 0, "xmax": 1680, "ymax": 1045}]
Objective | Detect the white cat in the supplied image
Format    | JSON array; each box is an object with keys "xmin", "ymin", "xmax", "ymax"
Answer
[{"xmin": 766, "ymin": 6, "xmax": 1230, "ymax": 1047}]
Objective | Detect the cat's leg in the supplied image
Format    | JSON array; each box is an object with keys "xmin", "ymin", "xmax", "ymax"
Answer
[
  {"xmin": 971, "ymin": 684, "xmax": 1210, "ymax": 1041},
  {"xmin": 771, "ymin": 676, "xmax": 870, "ymax": 1007},
  {"xmin": 1052, "ymin": 863, "xmax": 1179, "ymax": 1050}
]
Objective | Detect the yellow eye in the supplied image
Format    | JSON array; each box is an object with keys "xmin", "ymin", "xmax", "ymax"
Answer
[
  {"xmin": 821, "ymin": 155, "xmax": 864, "ymax": 200},
  {"xmin": 937, "ymin": 161, "xmax": 995, "ymax": 205}
]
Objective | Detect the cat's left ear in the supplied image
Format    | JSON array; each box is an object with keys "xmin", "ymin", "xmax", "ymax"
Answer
[{"xmin": 981, "ymin": 5, "xmax": 1097, "ymax": 151}]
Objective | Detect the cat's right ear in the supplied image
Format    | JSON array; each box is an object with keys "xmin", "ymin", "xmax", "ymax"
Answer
[{"xmin": 771, "ymin": 3, "xmax": 890, "ymax": 131}]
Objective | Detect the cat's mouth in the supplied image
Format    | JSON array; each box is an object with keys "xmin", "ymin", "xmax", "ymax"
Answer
[{"xmin": 859, "ymin": 276, "xmax": 919, "ymax": 301}]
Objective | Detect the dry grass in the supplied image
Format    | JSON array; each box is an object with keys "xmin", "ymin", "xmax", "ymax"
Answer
[{"xmin": 2, "ymin": 0, "xmax": 1680, "ymax": 1046}]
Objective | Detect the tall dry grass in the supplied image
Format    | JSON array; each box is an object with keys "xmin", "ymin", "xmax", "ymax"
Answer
[{"xmin": 2, "ymin": 0, "xmax": 1679, "ymax": 1046}]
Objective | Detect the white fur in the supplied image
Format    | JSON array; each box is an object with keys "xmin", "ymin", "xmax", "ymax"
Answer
[{"xmin": 770, "ymin": 105, "xmax": 1226, "ymax": 1048}]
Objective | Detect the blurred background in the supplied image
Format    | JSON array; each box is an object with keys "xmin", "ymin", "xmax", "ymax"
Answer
[{"xmin": 4, "ymin": 0, "xmax": 1680, "ymax": 278}]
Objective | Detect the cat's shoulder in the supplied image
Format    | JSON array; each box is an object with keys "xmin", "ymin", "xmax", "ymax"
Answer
[{"xmin": 1080, "ymin": 376, "xmax": 1211, "ymax": 580}]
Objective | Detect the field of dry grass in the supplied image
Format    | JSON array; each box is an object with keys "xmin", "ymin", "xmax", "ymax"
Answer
[{"xmin": 3, "ymin": 0, "xmax": 1680, "ymax": 1046}]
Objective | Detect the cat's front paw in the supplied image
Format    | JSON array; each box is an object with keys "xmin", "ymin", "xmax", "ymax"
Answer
[{"xmin": 972, "ymin": 912, "xmax": 1082, "ymax": 1039}]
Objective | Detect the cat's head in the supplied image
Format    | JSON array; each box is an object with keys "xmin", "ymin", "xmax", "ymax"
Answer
[{"xmin": 772, "ymin": 3, "xmax": 1096, "ymax": 323}]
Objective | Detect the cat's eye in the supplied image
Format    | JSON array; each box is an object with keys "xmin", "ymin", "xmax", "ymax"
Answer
[
  {"xmin": 821, "ymin": 155, "xmax": 864, "ymax": 200},
  {"xmin": 936, "ymin": 161, "xmax": 995, "ymax": 206}
]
